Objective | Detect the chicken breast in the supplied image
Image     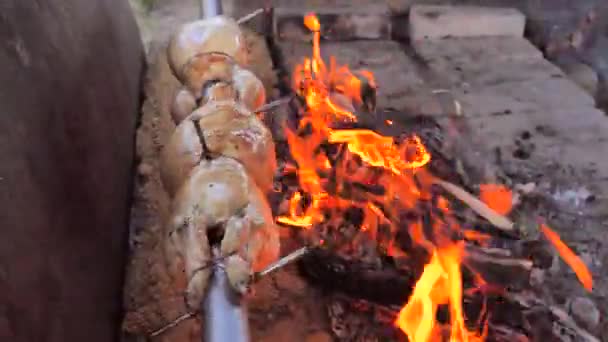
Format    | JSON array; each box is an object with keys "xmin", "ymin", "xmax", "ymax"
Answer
[
  {"xmin": 159, "ymin": 100, "xmax": 277, "ymax": 197},
  {"xmin": 164, "ymin": 157, "xmax": 280, "ymax": 308}
]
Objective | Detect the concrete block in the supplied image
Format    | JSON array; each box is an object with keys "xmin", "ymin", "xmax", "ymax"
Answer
[
  {"xmin": 413, "ymin": 36, "xmax": 544, "ymax": 64},
  {"xmin": 455, "ymin": 97, "xmax": 608, "ymax": 142},
  {"xmin": 420, "ymin": 53, "xmax": 564, "ymax": 89},
  {"xmin": 409, "ymin": 5, "xmax": 526, "ymax": 41},
  {"xmin": 480, "ymin": 77, "xmax": 597, "ymax": 109},
  {"xmin": 274, "ymin": 4, "xmax": 391, "ymax": 41}
]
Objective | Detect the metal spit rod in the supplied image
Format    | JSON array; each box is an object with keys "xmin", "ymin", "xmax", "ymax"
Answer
[
  {"xmin": 198, "ymin": 1, "xmax": 251, "ymax": 342},
  {"xmin": 203, "ymin": 255, "xmax": 250, "ymax": 342},
  {"xmin": 200, "ymin": 0, "xmax": 223, "ymax": 19}
]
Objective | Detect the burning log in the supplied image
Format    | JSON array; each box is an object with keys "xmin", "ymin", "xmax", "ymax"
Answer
[
  {"xmin": 299, "ymin": 247, "xmax": 416, "ymax": 305},
  {"xmin": 298, "ymin": 243, "xmax": 534, "ymax": 302}
]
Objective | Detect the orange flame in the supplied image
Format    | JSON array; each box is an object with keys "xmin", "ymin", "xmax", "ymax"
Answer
[
  {"xmin": 277, "ymin": 13, "xmax": 592, "ymax": 341},
  {"xmin": 304, "ymin": 13, "xmax": 320, "ymax": 32},
  {"xmin": 395, "ymin": 244, "xmax": 486, "ymax": 342},
  {"xmin": 328, "ymin": 130, "xmax": 430, "ymax": 174}
]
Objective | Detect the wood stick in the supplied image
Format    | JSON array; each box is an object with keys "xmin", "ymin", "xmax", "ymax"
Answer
[
  {"xmin": 464, "ymin": 244, "xmax": 532, "ymax": 289},
  {"xmin": 253, "ymin": 246, "xmax": 311, "ymax": 280},
  {"xmin": 254, "ymin": 95, "xmax": 293, "ymax": 114},
  {"xmin": 237, "ymin": 8, "xmax": 265, "ymax": 25},
  {"xmin": 435, "ymin": 178, "xmax": 515, "ymax": 231},
  {"xmin": 149, "ymin": 313, "xmax": 195, "ymax": 337}
]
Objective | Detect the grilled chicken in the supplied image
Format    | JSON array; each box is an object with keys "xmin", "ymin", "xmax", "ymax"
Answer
[{"xmin": 164, "ymin": 157, "xmax": 280, "ymax": 308}]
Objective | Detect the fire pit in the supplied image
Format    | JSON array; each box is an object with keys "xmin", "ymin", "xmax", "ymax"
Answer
[{"xmin": 268, "ymin": 14, "xmax": 596, "ymax": 342}]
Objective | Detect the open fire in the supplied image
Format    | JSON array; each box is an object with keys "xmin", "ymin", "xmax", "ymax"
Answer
[{"xmin": 274, "ymin": 13, "xmax": 593, "ymax": 341}]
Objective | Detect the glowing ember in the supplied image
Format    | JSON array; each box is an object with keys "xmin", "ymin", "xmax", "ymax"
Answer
[
  {"xmin": 479, "ymin": 184, "xmax": 513, "ymax": 215},
  {"xmin": 276, "ymin": 13, "xmax": 593, "ymax": 341},
  {"xmin": 540, "ymin": 223, "xmax": 593, "ymax": 291}
]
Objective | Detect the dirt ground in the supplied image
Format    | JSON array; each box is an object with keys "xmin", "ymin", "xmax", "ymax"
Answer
[{"xmin": 124, "ymin": 0, "xmax": 607, "ymax": 341}]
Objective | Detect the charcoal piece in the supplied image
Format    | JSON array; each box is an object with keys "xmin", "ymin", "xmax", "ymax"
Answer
[
  {"xmin": 351, "ymin": 181, "xmax": 386, "ymax": 196},
  {"xmin": 344, "ymin": 207, "xmax": 364, "ymax": 227},
  {"xmin": 519, "ymin": 240, "xmax": 554, "ymax": 269},
  {"xmin": 297, "ymin": 121, "xmax": 314, "ymax": 137}
]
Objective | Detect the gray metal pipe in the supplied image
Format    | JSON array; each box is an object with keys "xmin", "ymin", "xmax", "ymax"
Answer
[
  {"xmin": 200, "ymin": 0, "xmax": 223, "ymax": 19},
  {"xmin": 197, "ymin": 3, "xmax": 250, "ymax": 342},
  {"xmin": 203, "ymin": 260, "xmax": 250, "ymax": 342}
]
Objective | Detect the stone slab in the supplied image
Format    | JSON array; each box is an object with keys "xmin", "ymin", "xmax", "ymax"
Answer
[
  {"xmin": 409, "ymin": 5, "xmax": 526, "ymax": 41},
  {"xmin": 278, "ymin": 40, "xmax": 426, "ymax": 110}
]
